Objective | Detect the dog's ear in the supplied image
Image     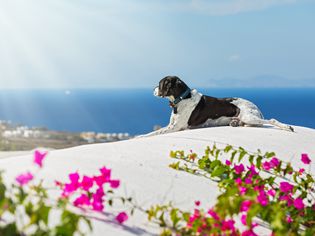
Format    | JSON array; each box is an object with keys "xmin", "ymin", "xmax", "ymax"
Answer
[
  {"xmin": 164, "ymin": 81, "xmax": 173, "ymax": 96},
  {"xmin": 176, "ymin": 79, "xmax": 182, "ymax": 85}
]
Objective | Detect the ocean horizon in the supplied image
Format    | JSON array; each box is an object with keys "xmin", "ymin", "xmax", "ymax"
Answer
[{"xmin": 0, "ymin": 88, "xmax": 314, "ymax": 135}]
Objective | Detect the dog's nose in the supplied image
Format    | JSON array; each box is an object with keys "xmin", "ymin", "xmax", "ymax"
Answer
[{"xmin": 153, "ymin": 86, "xmax": 160, "ymax": 97}]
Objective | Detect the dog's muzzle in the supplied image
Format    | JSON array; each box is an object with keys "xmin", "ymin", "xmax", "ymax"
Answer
[{"xmin": 153, "ymin": 86, "xmax": 160, "ymax": 97}]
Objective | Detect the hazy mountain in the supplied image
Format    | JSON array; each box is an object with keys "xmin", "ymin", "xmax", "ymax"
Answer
[{"xmin": 206, "ymin": 75, "xmax": 315, "ymax": 88}]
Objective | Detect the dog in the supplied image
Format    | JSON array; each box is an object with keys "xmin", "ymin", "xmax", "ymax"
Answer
[{"xmin": 140, "ymin": 76, "xmax": 294, "ymax": 137}]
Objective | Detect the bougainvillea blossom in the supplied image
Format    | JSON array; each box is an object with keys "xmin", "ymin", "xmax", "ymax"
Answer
[
  {"xmin": 33, "ymin": 150, "xmax": 48, "ymax": 168},
  {"xmin": 15, "ymin": 172, "xmax": 34, "ymax": 186},
  {"xmin": 301, "ymin": 153, "xmax": 311, "ymax": 164},
  {"xmin": 116, "ymin": 212, "xmax": 128, "ymax": 224}
]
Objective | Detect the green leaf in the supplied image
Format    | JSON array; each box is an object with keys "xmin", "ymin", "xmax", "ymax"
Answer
[
  {"xmin": 230, "ymin": 150, "xmax": 237, "ymax": 163},
  {"xmin": 215, "ymin": 149, "xmax": 220, "ymax": 159},
  {"xmin": 183, "ymin": 212, "xmax": 190, "ymax": 222},
  {"xmin": 246, "ymin": 204, "xmax": 261, "ymax": 226},
  {"xmin": 1, "ymin": 223, "xmax": 18, "ymax": 236},
  {"xmin": 271, "ymin": 209, "xmax": 285, "ymax": 230},
  {"xmin": 238, "ymin": 151, "xmax": 246, "ymax": 162},
  {"xmin": 224, "ymin": 145, "xmax": 232, "ymax": 153},
  {"xmin": 169, "ymin": 161, "xmax": 180, "ymax": 170},
  {"xmin": 205, "ymin": 146, "xmax": 210, "ymax": 156},
  {"xmin": 256, "ymin": 155, "xmax": 263, "ymax": 169},
  {"xmin": 264, "ymin": 151, "xmax": 276, "ymax": 159},
  {"xmin": 158, "ymin": 212, "xmax": 166, "ymax": 227},
  {"xmin": 211, "ymin": 165, "xmax": 226, "ymax": 177},
  {"xmin": 170, "ymin": 151, "xmax": 176, "ymax": 158},
  {"xmin": 108, "ymin": 199, "xmax": 113, "ymax": 206},
  {"xmin": 210, "ymin": 160, "xmax": 221, "ymax": 169},
  {"xmin": 306, "ymin": 174, "xmax": 314, "ymax": 183},
  {"xmin": 25, "ymin": 202, "xmax": 33, "ymax": 216},
  {"xmin": 170, "ymin": 209, "xmax": 180, "ymax": 227},
  {"xmin": 17, "ymin": 187, "xmax": 27, "ymax": 203},
  {"xmin": 248, "ymin": 155, "xmax": 254, "ymax": 165},
  {"xmin": 39, "ymin": 205, "xmax": 51, "ymax": 226},
  {"xmin": 198, "ymin": 159, "xmax": 205, "ymax": 169},
  {"xmin": 0, "ymin": 183, "xmax": 6, "ymax": 208}
]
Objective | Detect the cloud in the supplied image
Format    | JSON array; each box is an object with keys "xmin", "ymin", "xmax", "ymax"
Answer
[
  {"xmin": 228, "ymin": 54, "xmax": 241, "ymax": 62},
  {"xmin": 187, "ymin": 0, "xmax": 297, "ymax": 15}
]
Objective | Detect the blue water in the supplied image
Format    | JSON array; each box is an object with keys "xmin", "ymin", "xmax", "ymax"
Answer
[{"xmin": 0, "ymin": 88, "xmax": 314, "ymax": 135}]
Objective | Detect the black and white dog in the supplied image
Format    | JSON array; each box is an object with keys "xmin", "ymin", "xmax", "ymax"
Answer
[{"xmin": 141, "ymin": 76, "xmax": 294, "ymax": 137}]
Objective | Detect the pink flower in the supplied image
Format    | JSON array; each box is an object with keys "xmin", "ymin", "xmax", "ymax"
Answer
[
  {"xmin": 241, "ymin": 214, "xmax": 247, "ymax": 226},
  {"xmin": 15, "ymin": 172, "xmax": 33, "ymax": 186},
  {"xmin": 92, "ymin": 200, "xmax": 104, "ymax": 211},
  {"xmin": 69, "ymin": 172, "xmax": 80, "ymax": 184},
  {"xmin": 116, "ymin": 212, "xmax": 128, "ymax": 224},
  {"xmin": 267, "ymin": 189, "xmax": 276, "ymax": 197},
  {"xmin": 91, "ymin": 187, "xmax": 105, "ymax": 211},
  {"xmin": 188, "ymin": 215, "xmax": 197, "ymax": 225},
  {"xmin": 55, "ymin": 180, "xmax": 62, "ymax": 187},
  {"xmin": 234, "ymin": 164, "xmax": 245, "ymax": 175},
  {"xmin": 270, "ymin": 157, "xmax": 280, "ymax": 168},
  {"xmin": 193, "ymin": 209, "xmax": 200, "ymax": 217},
  {"xmin": 244, "ymin": 178, "xmax": 252, "ymax": 185},
  {"xmin": 279, "ymin": 194, "xmax": 294, "ymax": 207},
  {"xmin": 239, "ymin": 186, "xmax": 247, "ymax": 195},
  {"xmin": 262, "ymin": 161, "xmax": 271, "ymax": 171},
  {"xmin": 254, "ymin": 185, "xmax": 264, "ymax": 192},
  {"xmin": 189, "ymin": 209, "xmax": 200, "ymax": 224},
  {"xmin": 293, "ymin": 198, "xmax": 305, "ymax": 210},
  {"xmin": 225, "ymin": 160, "xmax": 231, "ymax": 166},
  {"xmin": 195, "ymin": 200, "xmax": 201, "ymax": 206},
  {"xmin": 100, "ymin": 167, "xmax": 111, "ymax": 180},
  {"xmin": 33, "ymin": 150, "xmax": 48, "ymax": 168},
  {"xmin": 62, "ymin": 172, "xmax": 80, "ymax": 196},
  {"xmin": 81, "ymin": 175, "xmax": 94, "ymax": 191},
  {"xmin": 208, "ymin": 209, "xmax": 220, "ymax": 221},
  {"xmin": 96, "ymin": 186, "xmax": 105, "ymax": 197},
  {"xmin": 94, "ymin": 175, "xmax": 106, "ymax": 186},
  {"xmin": 240, "ymin": 200, "xmax": 252, "ymax": 212},
  {"xmin": 301, "ymin": 154, "xmax": 311, "ymax": 164},
  {"xmin": 235, "ymin": 177, "xmax": 242, "ymax": 185},
  {"xmin": 221, "ymin": 219, "xmax": 235, "ymax": 231},
  {"xmin": 247, "ymin": 165, "xmax": 258, "ymax": 176},
  {"xmin": 279, "ymin": 182, "xmax": 294, "ymax": 193},
  {"xmin": 73, "ymin": 194, "xmax": 90, "ymax": 206},
  {"xmin": 286, "ymin": 216, "xmax": 293, "ymax": 223},
  {"xmin": 242, "ymin": 230, "xmax": 258, "ymax": 236},
  {"xmin": 257, "ymin": 191, "xmax": 269, "ymax": 206},
  {"xmin": 298, "ymin": 168, "xmax": 305, "ymax": 175},
  {"xmin": 92, "ymin": 187, "xmax": 105, "ymax": 202},
  {"xmin": 110, "ymin": 179, "xmax": 120, "ymax": 189}
]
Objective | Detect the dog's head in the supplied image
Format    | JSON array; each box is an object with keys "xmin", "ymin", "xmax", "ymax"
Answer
[{"xmin": 154, "ymin": 76, "xmax": 190, "ymax": 101}]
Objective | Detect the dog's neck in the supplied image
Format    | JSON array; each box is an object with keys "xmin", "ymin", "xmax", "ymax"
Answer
[{"xmin": 169, "ymin": 88, "xmax": 196, "ymax": 114}]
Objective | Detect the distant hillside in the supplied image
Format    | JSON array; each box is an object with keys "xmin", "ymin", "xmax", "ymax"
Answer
[{"xmin": 206, "ymin": 75, "xmax": 315, "ymax": 88}]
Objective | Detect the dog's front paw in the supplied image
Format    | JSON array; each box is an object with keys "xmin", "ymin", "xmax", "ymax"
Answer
[{"xmin": 229, "ymin": 118, "xmax": 242, "ymax": 127}]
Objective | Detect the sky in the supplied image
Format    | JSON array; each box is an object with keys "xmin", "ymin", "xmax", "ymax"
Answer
[{"xmin": 0, "ymin": 0, "xmax": 314, "ymax": 89}]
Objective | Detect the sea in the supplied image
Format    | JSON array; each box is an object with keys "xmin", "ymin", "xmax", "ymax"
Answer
[{"xmin": 0, "ymin": 88, "xmax": 314, "ymax": 135}]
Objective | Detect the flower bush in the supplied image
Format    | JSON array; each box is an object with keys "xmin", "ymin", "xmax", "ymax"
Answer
[
  {"xmin": 56, "ymin": 166, "xmax": 128, "ymax": 220},
  {"xmin": 0, "ymin": 150, "xmax": 128, "ymax": 235},
  {"xmin": 146, "ymin": 145, "xmax": 314, "ymax": 236}
]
